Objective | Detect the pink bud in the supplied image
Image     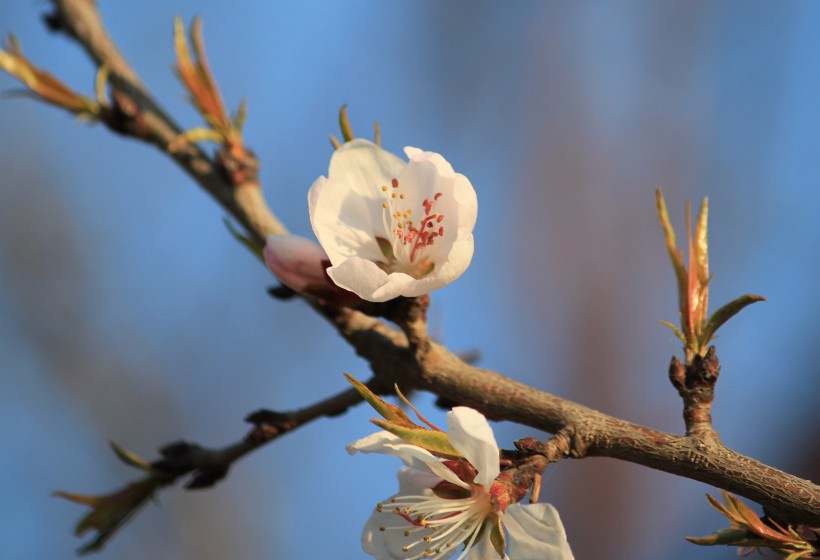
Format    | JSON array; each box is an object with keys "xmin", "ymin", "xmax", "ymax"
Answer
[{"xmin": 264, "ymin": 234, "xmax": 360, "ymax": 307}]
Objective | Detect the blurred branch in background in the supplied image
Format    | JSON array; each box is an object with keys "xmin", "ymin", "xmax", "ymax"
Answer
[{"xmin": 0, "ymin": 162, "xmax": 256, "ymax": 558}]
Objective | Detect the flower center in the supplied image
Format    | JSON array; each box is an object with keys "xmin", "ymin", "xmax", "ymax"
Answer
[
  {"xmin": 375, "ymin": 487, "xmax": 492, "ymax": 560},
  {"xmin": 378, "ymin": 177, "xmax": 445, "ymax": 279}
]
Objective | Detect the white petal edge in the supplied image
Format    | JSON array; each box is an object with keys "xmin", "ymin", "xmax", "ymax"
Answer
[
  {"xmin": 396, "ymin": 466, "xmax": 443, "ymax": 493},
  {"xmin": 308, "ymin": 176, "xmax": 384, "ymax": 264},
  {"xmin": 446, "ymin": 407, "xmax": 500, "ymax": 487},
  {"xmin": 404, "ymin": 146, "xmax": 455, "ymax": 177},
  {"xmin": 327, "ymin": 258, "xmax": 417, "ymax": 303},
  {"xmin": 347, "ymin": 431, "xmax": 469, "ymax": 489},
  {"xmin": 329, "ymin": 139, "xmax": 405, "ymax": 200},
  {"xmin": 398, "ymin": 237, "xmax": 475, "ymax": 297},
  {"xmin": 504, "ymin": 503, "xmax": 574, "ymax": 560}
]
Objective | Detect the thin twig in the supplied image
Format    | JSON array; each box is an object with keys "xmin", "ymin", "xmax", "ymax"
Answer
[{"xmin": 149, "ymin": 384, "xmax": 367, "ymax": 488}]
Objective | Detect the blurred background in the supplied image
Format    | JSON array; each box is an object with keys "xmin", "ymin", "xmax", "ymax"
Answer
[{"xmin": 1, "ymin": 1, "xmax": 818, "ymax": 559}]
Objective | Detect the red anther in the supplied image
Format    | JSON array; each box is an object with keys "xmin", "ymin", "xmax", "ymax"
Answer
[
  {"xmin": 434, "ymin": 192, "xmax": 442, "ymax": 200},
  {"xmin": 391, "ymin": 178, "xmax": 399, "ymax": 188},
  {"xmin": 438, "ymin": 227, "xmax": 444, "ymax": 236},
  {"xmin": 436, "ymin": 214, "xmax": 444, "ymax": 223}
]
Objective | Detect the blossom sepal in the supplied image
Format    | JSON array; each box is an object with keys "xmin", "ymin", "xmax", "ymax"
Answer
[
  {"xmin": 371, "ymin": 418, "xmax": 460, "ymax": 460},
  {"xmin": 489, "ymin": 513, "xmax": 507, "ymax": 558},
  {"xmin": 346, "ymin": 374, "xmax": 460, "ymax": 458},
  {"xmin": 345, "ymin": 373, "xmax": 416, "ymax": 427}
]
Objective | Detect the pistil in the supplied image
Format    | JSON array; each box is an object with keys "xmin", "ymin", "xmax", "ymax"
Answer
[{"xmin": 379, "ymin": 178, "xmax": 446, "ymax": 277}]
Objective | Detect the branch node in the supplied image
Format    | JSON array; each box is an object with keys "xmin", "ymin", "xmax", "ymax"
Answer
[
  {"xmin": 244, "ymin": 409, "xmax": 297, "ymax": 442},
  {"xmin": 217, "ymin": 146, "xmax": 259, "ymax": 187},
  {"xmin": 671, "ymin": 346, "xmax": 722, "ymax": 437}
]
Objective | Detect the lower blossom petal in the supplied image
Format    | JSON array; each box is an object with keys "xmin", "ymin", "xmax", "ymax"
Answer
[
  {"xmin": 465, "ymin": 530, "xmax": 506, "ymax": 560},
  {"xmin": 362, "ymin": 487, "xmax": 493, "ymax": 560},
  {"xmin": 327, "ymin": 257, "xmax": 417, "ymax": 303},
  {"xmin": 362, "ymin": 494, "xmax": 439, "ymax": 560},
  {"xmin": 397, "ymin": 467, "xmax": 444, "ymax": 493},
  {"xmin": 389, "ymin": 237, "xmax": 475, "ymax": 298},
  {"xmin": 503, "ymin": 503, "xmax": 574, "ymax": 560}
]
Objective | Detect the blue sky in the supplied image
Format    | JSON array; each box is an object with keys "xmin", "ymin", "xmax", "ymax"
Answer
[{"xmin": 1, "ymin": 2, "xmax": 818, "ymax": 559}]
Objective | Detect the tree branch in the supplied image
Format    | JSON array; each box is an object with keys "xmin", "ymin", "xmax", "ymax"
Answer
[
  {"xmin": 48, "ymin": 0, "xmax": 286, "ymax": 243},
  {"xmin": 326, "ymin": 306, "xmax": 820, "ymax": 526},
  {"xmin": 38, "ymin": 0, "xmax": 820, "ymax": 535},
  {"xmin": 150, "ymin": 384, "xmax": 367, "ymax": 488}
]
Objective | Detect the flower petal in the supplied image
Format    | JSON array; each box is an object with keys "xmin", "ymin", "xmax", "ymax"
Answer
[
  {"xmin": 504, "ymin": 503, "xmax": 574, "ymax": 560},
  {"xmin": 361, "ymin": 497, "xmax": 447, "ymax": 560},
  {"xmin": 330, "ymin": 139, "xmax": 405, "ymax": 204},
  {"xmin": 348, "ymin": 431, "xmax": 469, "ymax": 489},
  {"xmin": 327, "ymin": 258, "xmax": 416, "ymax": 302},
  {"xmin": 308, "ymin": 176, "xmax": 384, "ymax": 264},
  {"xmin": 398, "ymin": 237, "xmax": 475, "ymax": 298},
  {"xmin": 404, "ymin": 146, "xmax": 455, "ymax": 177},
  {"xmin": 446, "ymin": 408, "xmax": 500, "ymax": 487},
  {"xmin": 396, "ymin": 466, "xmax": 442, "ymax": 493}
]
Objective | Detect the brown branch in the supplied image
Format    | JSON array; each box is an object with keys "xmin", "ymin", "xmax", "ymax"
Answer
[
  {"xmin": 41, "ymin": 0, "xmax": 820, "ymax": 535},
  {"xmin": 668, "ymin": 346, "xmax": 721, "ymax": 438},
  {"xmin": 56, "ymin": 384, "xmax": 371, "ymax": 554},
  {"xmin": 323, "ymin": 307, "xmax": 820, "ymax": 526},
  {"xmin": 47, "ymin": 0, "xmax": 286, "ymax": 243},
  {"xmin": 150, "ymin": 384, "xmax": 367, "ymax": 488}
]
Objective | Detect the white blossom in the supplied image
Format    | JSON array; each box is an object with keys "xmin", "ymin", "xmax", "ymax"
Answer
[
  {"xmin": 308, "ymin": 139, "xmax": 477, "ymax": 302},
  {"xmin": 348, "ymin": 407, "xmax": 574, "ymax": 560}
]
